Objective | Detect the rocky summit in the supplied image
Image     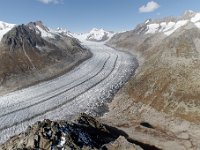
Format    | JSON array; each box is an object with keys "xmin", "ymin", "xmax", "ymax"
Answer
[{"xmin": 0, "ymin": 113, "xmax": 155, "ymax": 150}]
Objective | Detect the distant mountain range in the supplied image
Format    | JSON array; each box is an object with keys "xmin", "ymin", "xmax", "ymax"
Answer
[
  {"xmin": 135, "ymin": 10, "xmax": 200, "ymax": 36},
  {"xmin": 0, "ymin": 21, "xmax": 114, "ymax": 43},
  {"xmin": 108, "ymin": 10, "xmax": 200, "ymax": 59}
]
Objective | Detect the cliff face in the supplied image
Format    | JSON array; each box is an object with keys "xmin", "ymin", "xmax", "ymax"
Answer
[{"xmin": 0, "ymin": 22, "xmax": 91, "ymax": 94}]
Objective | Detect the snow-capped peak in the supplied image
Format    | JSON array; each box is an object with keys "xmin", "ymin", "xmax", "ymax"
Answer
[
  {"xmin": 72, "ymin": 28, "xmax": 114, "ymax": 43},
  {"xmin": 27, "ymin": 21, "xmax": 72, "ymax": 39},
  {"xmin": 137, "ymin": 10, "xmax": 200, "ymax": 36},
  {"xmin": 86, "ymin": 28, "xmax": 114, "ymax": 42},
  {"xmin": 50, "ymin": 27, "xmax": 73, "ymax": 38},
  {"xmin": 0, "ymin": 21, "xmax": 16, "ymax": 41},
  {"xmin": 191, "ymin": 13, "xmax": 200, "ymax": 23}
]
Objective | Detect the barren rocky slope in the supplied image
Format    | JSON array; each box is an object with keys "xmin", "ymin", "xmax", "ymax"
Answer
[
  {"xmin": 105, "ymin": 11, "xmax": 200, "ymax": 149},
  {"xmin": 0, "ymin": 21, "xmax": 91, "ymax": 94}
]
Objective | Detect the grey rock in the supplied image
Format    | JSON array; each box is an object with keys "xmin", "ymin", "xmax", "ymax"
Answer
[{"xmin": 0, "ymin": 113, "xmax": 153, "ymax": 150}]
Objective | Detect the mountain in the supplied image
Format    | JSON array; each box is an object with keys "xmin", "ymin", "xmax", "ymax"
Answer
[
  {"xmin": 73, "ymin": 28, "xmax": 114, "ymax": 42},
  {"xmin": 135, "ymin": 10, "xmax": 200, "ymax": 36},
  {"xmin": 0, "ymin": 21, "xmax": 91, "ymax": 94},
  {"xmin": 86, "ymin": 28, "xmax": 114, "ymax": 42},
  {"xmin": 105, "ymin": 11, "xmax": 200, "ymax": 149},
  {"xmin": 108, "ymin": 10, "xmax": 200, "ymax": 54}
]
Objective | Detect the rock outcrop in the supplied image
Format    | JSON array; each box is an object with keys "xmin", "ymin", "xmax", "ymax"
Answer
[{"xmin": 0, "ymin": 113, "xmax": 146, "ymax": 150}]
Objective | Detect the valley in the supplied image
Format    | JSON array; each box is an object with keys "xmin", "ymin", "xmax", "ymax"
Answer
[
  {"xmin": 0, "ymin": 40, "xmax": 137, "ymax": 145},
  {"xmin": 1, "ymin": 6, "xmax": 200, "ymax": 150}
]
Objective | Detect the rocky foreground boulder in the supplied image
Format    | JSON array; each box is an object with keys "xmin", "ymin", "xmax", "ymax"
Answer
[{"xmin": 0, "ymin": 113, "xmax": 155, "ymax": 150}]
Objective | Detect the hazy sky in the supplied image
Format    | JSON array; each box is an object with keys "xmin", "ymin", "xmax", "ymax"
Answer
[{"xmin": 0, "ymin": 0, "xmax": 200, "ymax": 32}]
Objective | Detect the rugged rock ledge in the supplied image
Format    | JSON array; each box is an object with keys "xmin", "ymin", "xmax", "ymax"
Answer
[{"xmin": 0, "ymin": 113, "xmax": 163, "ymax": 150}]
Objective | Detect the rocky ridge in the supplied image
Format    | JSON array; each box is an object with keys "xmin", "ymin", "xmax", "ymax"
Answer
[{"xmin": 0, "ymin": 113, "xmax": 160, "ymax": 150}]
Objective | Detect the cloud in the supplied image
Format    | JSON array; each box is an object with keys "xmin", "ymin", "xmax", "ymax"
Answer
[
  {"xmin": 37, "ymin": 0, "xmax": 63, "ymax": 4},
  {"xmin": 139, "ymin": 1, "xmax": 160, "ymax": 13}
]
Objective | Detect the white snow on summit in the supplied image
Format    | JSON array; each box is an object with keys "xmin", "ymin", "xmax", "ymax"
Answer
[
  {"xmin": 143, "ymin": 11, "xmax": 200, "ymax": 36},
  {"xmin": 52, "ymin": 27, "xmax": 73, "ymax": 38},
  {"xmin": 86, "ymin": 28, "xmax": 112, "ymax": 41},
  {"xmin": 191, "ymin": 13, "xmax": 200, "ymax": 23},
  {"xmin": 146, "ymin": 23, "xmax": 160, "ymax": 34},
  {"xmin": 145, "ymin": 20, "xmax": 188, "ymax": 36},
  {"xmin": 0, "ymin": 21, "xmax": 15, "ymax": 41},
  {"xmin": 73, "ymin": 28, "xmax": 114, "ymax": 42},
  {"xmin": 36, "ymin": 25, "xmax": 55, "ymax": 38},
  {"xmin": 164, "ymin": 20, "xmax": 188, "ymax": 35},
  {"xmin": 72, "ymin": 33, "xmax": 88, "ymax": 42}
]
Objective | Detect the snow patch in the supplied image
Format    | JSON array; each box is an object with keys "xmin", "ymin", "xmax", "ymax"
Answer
[
  {"xmin": 0, "ymin": 21, "xmax": 15, "ymax": 41},
  {"xmin": 158, "ymin": 22, "xmax": 167, "ymax": 31},
  {"xmin": 191, "ymin": 13, "xmax": 200, "ymax": 23},
  {"xmin": 53, "ymin": 28, "xmax": 73, "ymax": 38},
  {"xmin": 164, "ymin": 20, "xmax": 188, "ymax": 35},
  {"xmin": 72, "ymin": 33, "xmax": 89, "ymax": 42},
  {"xmin": 146, "ymin": 23, "xmax": 160, "ymax": 34},
  {"xmin": 162, "ymin": 22, "xmax": 176, "ymax": 32},
  {"xmin": 145, "ymin": 20, "xmax": 188, "ymax": 36},
  {"xmin": 145, "ymin": 19, "xmax": 150, "ymax": 24},
  {"xmin": 195, "ymin": 22, "xmax": 200, "ymax": 29},
  {"xmin": 36, "ymin": 25, "xmax": 55, "ymax": 38},
  {"xmin": 58, "ymin": 136, "xmax": 66, "ymax": 147}
]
